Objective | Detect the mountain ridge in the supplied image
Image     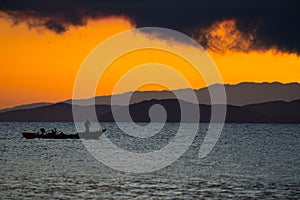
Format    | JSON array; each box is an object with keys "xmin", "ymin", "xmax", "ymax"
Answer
[
  {"xmin": 1, "ymin": 82, "xmax": 300, "ymax": 113},
  {"xmin": 0, "ymin": 98, "xmax": 299, "ymax": 123},
  {"xmin": 67, "ymin": 82, "xmax": 300, "ymax": 106},
  {"xmin": 0, "ymin": 102, "xmax": 52, "ymax": 113}
]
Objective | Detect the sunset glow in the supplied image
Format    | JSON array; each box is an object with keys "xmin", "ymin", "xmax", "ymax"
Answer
[{"xmin": 0, "ymin": 17, "xmax": 299, "ymax": 109}]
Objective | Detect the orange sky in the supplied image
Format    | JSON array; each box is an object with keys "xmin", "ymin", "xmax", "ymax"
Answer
[{"xmin": 0, "ymin": 16, "xmax": 299, "ymax": 109}]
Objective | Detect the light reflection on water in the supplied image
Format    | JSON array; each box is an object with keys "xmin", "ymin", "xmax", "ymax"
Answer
[{"xmin": 1, "ymin": 122, "xmax": 300, "ymax": 199}]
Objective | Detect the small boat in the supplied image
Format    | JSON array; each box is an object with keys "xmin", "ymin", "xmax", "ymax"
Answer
[
  {"xmin": 22, "ymin": 129, "xmax": 107, "ymax": 140},
  {"xmin": 22, "ymin": 132, "xmax": 39, "ymax": 139},
  {"xmin": 78, "ymin": 130, "xmax": 106, "ymax": 140}
]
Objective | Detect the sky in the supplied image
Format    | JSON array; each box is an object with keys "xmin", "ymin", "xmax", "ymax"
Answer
[{"xmin": 0, "ymin": 0, "xmax": 299, "ymax": 109}]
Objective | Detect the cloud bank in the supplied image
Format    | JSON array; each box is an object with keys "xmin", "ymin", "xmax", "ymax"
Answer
[{"xmin": 1, "ymin": 0, "xmax": 299, "ymax": 54}]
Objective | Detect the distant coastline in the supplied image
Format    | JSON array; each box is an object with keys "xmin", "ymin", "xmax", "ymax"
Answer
[
  {"xmin": 0, "ymin": 99, "xmax": 299, "ymax": 123},
  {"xmin": 1, "ymin": 82, "xmax": 300, "ymax": 123}
]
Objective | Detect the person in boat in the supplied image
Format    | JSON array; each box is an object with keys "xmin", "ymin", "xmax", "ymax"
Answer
[
  {"xmin": 84, "ymin": 119, "xmax": 91, "ymax": 132},
  {"xmin": 40, "ymin": 128, "xmax": 46, "ymax": 135},
  {"xmin": 45, "ymin": 128, "xmax": 57, "ymax": 138}
]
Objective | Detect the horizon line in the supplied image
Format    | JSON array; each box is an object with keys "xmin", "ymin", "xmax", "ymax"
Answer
[{"xmin": 1, "ymin": 81, "xmax": 300, "ymax": 111}]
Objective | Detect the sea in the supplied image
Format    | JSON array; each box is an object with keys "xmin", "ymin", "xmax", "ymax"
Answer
[{"xmin": 1, "ymin": 122, "xmax": 300, "ymax": 199}]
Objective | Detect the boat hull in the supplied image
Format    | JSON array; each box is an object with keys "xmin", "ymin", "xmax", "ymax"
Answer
[
  {"xmin": 78, "ymin": 131, "xmax": 104, "ymax": 140},
  {"xmin": 22, "ymin": 130, "xmax": 106, "ymax": 140},
  {"xmin": 22, "ymin": 132, "xmax": 39, "ymax": 139}
]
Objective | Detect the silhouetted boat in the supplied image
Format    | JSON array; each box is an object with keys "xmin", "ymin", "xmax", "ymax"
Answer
[
  {"xmin": 77, "ymin": 130, "xmax": 106, "ymax": 139},
  {"xmin": 22, "ymin": 129, "xmax": 106, "ymax": 140}
]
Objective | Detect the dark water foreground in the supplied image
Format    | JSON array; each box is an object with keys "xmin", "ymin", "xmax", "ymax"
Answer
[{"xmin": 1, "ymin": 122, "xmax": 300, "ymax": 199}]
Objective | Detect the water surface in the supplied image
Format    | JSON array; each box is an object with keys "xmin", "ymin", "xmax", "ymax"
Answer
[{"xmin": 1, "ymin": 122, "xmax": 300, "ymax": 199}]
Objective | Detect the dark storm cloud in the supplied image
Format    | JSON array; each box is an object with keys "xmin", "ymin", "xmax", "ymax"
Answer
[
  {"xmin": 0, "ymin": 0, "xmax": 299, "ymax": 53},
  {"xmin": 44, "ymin": 20, "xmax": 66, "ymax": 33}
]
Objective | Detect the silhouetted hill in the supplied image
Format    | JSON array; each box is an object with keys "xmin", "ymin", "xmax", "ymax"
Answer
[
  {"xmin": 0, "ymin": 103, "xmax": 73, "ymax": 122},
  {"xmin": 0, "ymin": 103, "xmax": 114, "ymax": 122},
  {"xmin": 2, "ymin": 82, "xmax": 300, "ymax": 114},
  {"xmin": 244, "ymin": 99, "xmax": 300, "ymax": 123},
  {"xmin": 1, "ymin": 99, "xmax": 299, "ymax": 123},
  {"xmin": 100, "ymin": 100, "xmax": 270, "ymax": 123},
  {"xmin": 66, "ymin": 82, "xmax": 300, "ymax": 106},
  {"xmin": 0, "ymin": 102, "xmax": 52, "ymax": 113},
  {"xmin": 221, "ymin": 82, "xmax": 300, "ymax": 106}
]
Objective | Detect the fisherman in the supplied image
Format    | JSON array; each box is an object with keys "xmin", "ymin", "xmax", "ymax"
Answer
[
  {"xmin": 46, "ymin": 128, "xmax": 56, "ymax": 138},
  {"xmin": 84, "ymin": 119, "xmax": 91, "ymax": 132},
  {"xmin": 40, "ymin": 128, "xmax": 46, "ymax": 135}
]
